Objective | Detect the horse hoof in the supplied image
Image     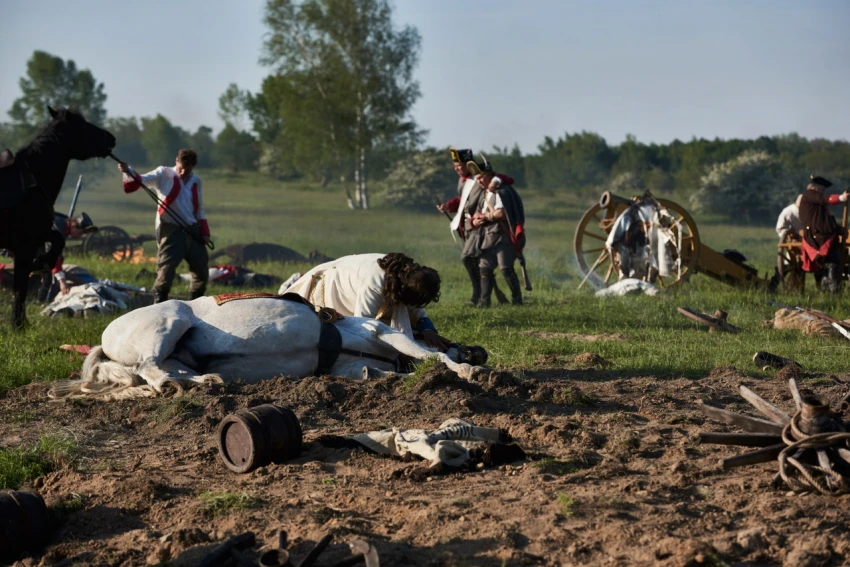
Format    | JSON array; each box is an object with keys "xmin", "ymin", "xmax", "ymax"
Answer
[{"xmin": 159, "ymin": 380, "xmax": 185, "ymax": 397}]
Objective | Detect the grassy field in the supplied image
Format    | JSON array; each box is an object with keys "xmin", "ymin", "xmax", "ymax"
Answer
[{"xmin": 1, "ymin": 169, "xmax": 848, "ymax": 392}]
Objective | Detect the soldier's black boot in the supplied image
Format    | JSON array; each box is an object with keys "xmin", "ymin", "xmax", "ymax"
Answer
[
  {"xmin": 154, "ymin": 289, "xmax": 169, "ymax": 304},
  {"xmin": 462, "ymin": 257, "xmax": 481, "ymax": 306},
  {"xmin": 821, "ymin": 263, "xmax": 840, "ymax": 293},
  {"xmin": 502, "ymin": 267, "xmax": 523, "ymax": 305},
  {"xmin": 478, "ymin": 274, "xmax": 493, "ymax": 308}
]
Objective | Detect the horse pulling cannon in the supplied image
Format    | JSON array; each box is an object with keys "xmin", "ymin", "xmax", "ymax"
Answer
[{"xmin": 574, "ymin": 190, "xmax": 764, "ymax": 289}]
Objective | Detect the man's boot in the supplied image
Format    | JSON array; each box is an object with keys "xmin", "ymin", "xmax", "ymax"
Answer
[
  {"xmin": 821, "ymin": 263, "xmax": 840, "ymax": 293},
  {"xmin": 154, "ymin": 289, "xmax": 169, "ymax": 304},
  {"xmin": 503, "ymin": 267, "xmax": 523, "ymax": 305},
  {"xmin": 478, "ymin": 274, "xmax": 493, "ymax": 308},
  {"xmin": 463, "ymin": 258, "xmax": 481, "ymax": 306}
]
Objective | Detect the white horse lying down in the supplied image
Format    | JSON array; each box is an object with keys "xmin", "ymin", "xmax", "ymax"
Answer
[{"xmin": 49, "ymin": 296, "xmax": 484, "ymax": 401}]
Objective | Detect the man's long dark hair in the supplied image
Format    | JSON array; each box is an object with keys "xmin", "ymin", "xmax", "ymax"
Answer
[{"xmin": 378, "ymin": 253, "xmax": 441, "ymax": 308}]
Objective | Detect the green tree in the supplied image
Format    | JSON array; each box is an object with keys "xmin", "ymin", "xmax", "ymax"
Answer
[
  {"xmin": 140, "ymin": 114, "xmax": 185, "ymax": 166},
  {"xmin": 261, "ymin": 0, "xmax": 424, "ymax": 209},
  {"xmin": 8, "ymin": 50, "xmax": 107, "ymax": 132},
  {"xmin": 214, "ymin": 124, "xmax": 259, "ymax": 173},
  {"xmin": 191, "ymin": 126, "xmax": 216, "ymax": 168},
  {"xmin": 218, "ymin": 83, "xmax": 250, "ymax": 132},
  {"xmin": 690, "ymin": 150, "xmax": 804, "ymax": 223},
  {"xmin": 105, "ymin": 117, "xmax": 146, "ymax": 165},
  {"xmin": 378, "ymin": 150, "xmax": 456, "ymax": 209}
]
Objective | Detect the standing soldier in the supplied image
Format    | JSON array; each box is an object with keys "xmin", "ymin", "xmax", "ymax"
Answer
[
  {"xmin": 117, "ymin": 149, "xmax": 211, "ymax": 303},
  {"xmin": 436, "ymin": 147, "xmax": 511, "ymax": 306},
  {"xmin": 467, "ymin": 156, "xmax": 526, "ymax": 307},
  {"xmin": 799, "ymin": 175, "xmax": 849, "ymax": 292}
]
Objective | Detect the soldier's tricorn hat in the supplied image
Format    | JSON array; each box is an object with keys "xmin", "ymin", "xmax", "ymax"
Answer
[
  {"xmin": 810, "ymin": 175, "xmax": 833, "ymax": 188},
  {"xmin": 450, "ymin": 147, "xmax": 474, "ymax": 163},
  {"xmin": 465, "ymin": 153, "xmax": 494, "ymax": 176}
]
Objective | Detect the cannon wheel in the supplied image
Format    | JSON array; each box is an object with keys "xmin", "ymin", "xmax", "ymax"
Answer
[
  {"xmin": 574, "ymin": 198, "xmax": 701, "ymax": 288},
  {"xmin": 82, "ymin": 226, "xmax": 135, "ymax": 262},
  {"xmin": 777, "ymin": 234, "xmax": 805, "ymax": 292}
]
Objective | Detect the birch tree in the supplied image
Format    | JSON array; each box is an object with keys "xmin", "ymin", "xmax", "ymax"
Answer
[{"xmin": 261, "ymin": 0, "xmax": 423, "ymax": 209}]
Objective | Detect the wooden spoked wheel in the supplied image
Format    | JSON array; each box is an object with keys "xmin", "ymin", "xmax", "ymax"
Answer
[
  {"xmin": 82, "ymin": 226, "xmax": 135, "ymax": 262},
  {"xmin": 777, "ymin": 234, "xmax": 805, "ymax": 292},
  {"xmin": 574, "ymin": 198, "xmax": 701, "ymax": 288}
]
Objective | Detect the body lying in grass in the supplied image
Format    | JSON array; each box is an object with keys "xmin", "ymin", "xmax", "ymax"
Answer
[{"xmin": 49, "ymin": 295, "xmax": 486, "ymax": 401}]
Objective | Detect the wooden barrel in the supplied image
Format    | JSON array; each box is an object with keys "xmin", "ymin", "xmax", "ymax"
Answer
[
  {"xmin": 216, "ymin": 405, "xmax": 303, "ymax": 473},
  {"xmin": 0, "ymin": 489, "xmax": 49, "ymax": 560}
]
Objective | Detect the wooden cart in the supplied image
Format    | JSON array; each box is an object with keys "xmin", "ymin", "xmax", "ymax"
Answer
[
  {"xmin": 574, "ymin": 191, "xmax": 764, "ymax": 289},
  {"xmin": 776, "ymin": 201, "xmax": 849, "ymax": 291}
]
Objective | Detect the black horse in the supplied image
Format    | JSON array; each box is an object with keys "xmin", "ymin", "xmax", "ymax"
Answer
[{"xmin": 0, "ymin": 107, "xmax": 115, "ymax": 327}]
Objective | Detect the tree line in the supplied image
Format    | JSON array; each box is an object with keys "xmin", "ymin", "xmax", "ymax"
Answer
[{"xmin": 1, "ymin": 0, "xmax": 848, "ymax": 220}]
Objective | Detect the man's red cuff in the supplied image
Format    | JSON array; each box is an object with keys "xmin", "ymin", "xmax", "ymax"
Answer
[{"xmin": 444, "ymin": 196, "xmax": 460, "ymax": 213}]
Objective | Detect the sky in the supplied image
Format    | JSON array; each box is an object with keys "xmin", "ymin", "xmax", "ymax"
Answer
[{"xmin": 1, "ymin": 0, "xmax": 849, "ymax": 154}]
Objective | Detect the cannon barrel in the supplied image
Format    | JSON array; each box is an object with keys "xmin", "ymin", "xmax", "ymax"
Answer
[{"xmin": 599, "ymin": 191, "xmax": 633, "ymax": 208}]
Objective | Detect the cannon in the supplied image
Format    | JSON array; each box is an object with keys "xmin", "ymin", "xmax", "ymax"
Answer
[{"xmin": 574, "ymin": 190, "xmax": 764, "ymax": 289}]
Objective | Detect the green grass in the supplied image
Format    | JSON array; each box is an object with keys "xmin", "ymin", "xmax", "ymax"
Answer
[
  {"xmin": 198, "ymin": 491, "xmax": 257, "ymax": 516},
  {"xmin": 0, "ymin": 434, "xmax": 79, "ymax": 490},
  {"xmin": 3, "ymin": 170, "xmax": 850, "ymax": 393},
  {"xmin": 557, "ymin": 493, "xmax": 575, "ymax": 517},
  {"xmin": 534, "ymin": 457, "xmax": 577, "ymax": 476}
]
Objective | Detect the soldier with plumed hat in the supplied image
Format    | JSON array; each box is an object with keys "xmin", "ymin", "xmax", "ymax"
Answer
[
  {"xmin": 466, "ymin": 154, "xmax": 527, "ymax": 307},
  {"xmin": 799, "ymin": 175, "xmax": 849, "ymax": 292},
  {"xmin": 436, "ymin": 147, "xmax": 513, "ymax": 306}
]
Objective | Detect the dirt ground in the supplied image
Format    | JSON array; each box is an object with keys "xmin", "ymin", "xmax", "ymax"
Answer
[{"xmin": 2, "ymin": 359, "xmax": 849, "ymax": 567}]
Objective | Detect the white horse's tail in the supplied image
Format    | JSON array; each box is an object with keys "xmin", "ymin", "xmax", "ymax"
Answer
[{"xmin": 48, "ymin": 346, "xmax": 158, "ymax": 401}]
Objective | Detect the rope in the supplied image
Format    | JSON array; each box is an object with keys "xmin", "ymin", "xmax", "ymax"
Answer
[{"xmin": 777, "ymin": 411, "xmax": 850, "ymax": 495}]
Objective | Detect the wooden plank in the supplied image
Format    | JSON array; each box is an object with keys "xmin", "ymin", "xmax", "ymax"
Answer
[
  {"xmin": 699, "ymin": 432, "xmax": 783, "ymax": 447},
  {"xmin": 698, "ymin": 401, "xmax": 784, "ymax": 434},
  {"xmin": 738, "ymin": 385, "xmax": 791, "ymax": 425},
  {"xmin": 722, "ymin": 444, "xmax": 785, "ymax": 469}
]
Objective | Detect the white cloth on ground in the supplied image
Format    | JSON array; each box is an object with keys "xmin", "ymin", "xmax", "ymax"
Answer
[
  {"xmin": 351, "ymin": 418, "xmax": 503, "ymax": 468},
  {"xmin": 40, "ymin": 282, "xmax": 132, "ymax": 317},
  {"xmin": 276, "ymin": 253, "xmax": 426, "ymax": 339},
  {"xmin": 595, "ymin": 278, "xmax": 659, "ymax": 297}
]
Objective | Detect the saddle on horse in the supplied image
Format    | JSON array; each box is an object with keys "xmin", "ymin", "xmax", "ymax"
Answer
[{"xmin": 0, "ymin": 148, "xmax": 38, "ymax": 209}]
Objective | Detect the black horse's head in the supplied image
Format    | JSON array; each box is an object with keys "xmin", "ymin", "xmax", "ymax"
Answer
[{"xmin": 47, "ymin": 106, "xmax": 116, "ymax": 160}]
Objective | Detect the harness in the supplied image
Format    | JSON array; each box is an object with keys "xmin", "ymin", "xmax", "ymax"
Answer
[{"xmin": 212, "ymin": 291, "xmax": 398, "ymax": 375}]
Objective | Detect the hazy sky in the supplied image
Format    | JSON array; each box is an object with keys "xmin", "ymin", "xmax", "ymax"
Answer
[{"xmin": 1, "ymin": 0, "xmax": 848, "ymax": 153}]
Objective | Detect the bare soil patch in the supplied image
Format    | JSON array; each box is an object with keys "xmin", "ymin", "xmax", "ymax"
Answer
[{"xmin": 2, "ymin": 364, "xmax": 849, "ymax": 566}]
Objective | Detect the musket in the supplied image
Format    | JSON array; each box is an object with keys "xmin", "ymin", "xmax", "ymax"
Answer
[
  {"xmin": 67, "ymin": 175, "xmax": 83, "ymax": 218},
  {"xmin": 434, "ymin": 195, "xmax": 466, "ymax": 242},
  {"xmin": 518, "ymin": 253, "xmax": 532, "ymax": 291}
]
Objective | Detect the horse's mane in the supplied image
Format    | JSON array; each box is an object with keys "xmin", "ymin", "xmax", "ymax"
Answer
[{"xmin": 16, "ymin": 107, "xmax": 84, "ymax": 160}]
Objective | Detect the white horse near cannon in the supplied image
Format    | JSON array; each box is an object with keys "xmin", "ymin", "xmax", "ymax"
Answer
[{"xmin": 48, "ymin": 296, "xmax": 484, "ymax": 401}]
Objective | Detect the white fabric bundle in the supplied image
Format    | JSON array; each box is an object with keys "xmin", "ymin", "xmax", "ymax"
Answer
[{"xmin": 351, "ymin": 418, "xmax": 503, "ymax": 468}]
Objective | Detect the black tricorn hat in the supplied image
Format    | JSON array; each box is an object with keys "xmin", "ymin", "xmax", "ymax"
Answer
[
  {"xmin": 450, "ymin": 147, "xmax": 474, "ymax": 163},
  {"xmin": 810, "ymin": 175, "xmax": 833, "ymax": 188},
  {"xmin": 465, "ymin": 153, "xmax": 494, "ymax": 176}
]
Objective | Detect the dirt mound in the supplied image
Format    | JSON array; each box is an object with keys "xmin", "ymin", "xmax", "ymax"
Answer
[
  {"xmin": 2, "ymin": 365, "xmax": 849, "ymax": 565},
  {"xmin": 571, "ymin": 352, "xmax": 612, "ymax": 368}
]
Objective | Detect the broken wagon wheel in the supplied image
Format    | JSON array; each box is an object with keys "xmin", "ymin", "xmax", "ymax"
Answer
[
  {"xmin": 82, "ymin": 226, "xmax": 135, "ymax": 262},
  {"xmin": 777, "ymin": 232, "xmax": 805, "ymax": 292},
  {"xmin": 699, "ymin": 382, "xmax": 850, "ymax": 496},
  {"xmin": 677, "ymin": 307, "xmax": 742, "ymax": 333}
]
